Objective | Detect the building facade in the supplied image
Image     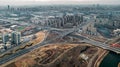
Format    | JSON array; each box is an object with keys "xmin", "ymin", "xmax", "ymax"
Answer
[{"xmin": 11, "ymin": 32, "xmax": 21, "ymax": 45}]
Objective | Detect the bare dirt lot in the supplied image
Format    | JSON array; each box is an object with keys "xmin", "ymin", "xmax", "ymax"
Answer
[{"xmin": 4, "ymin": 43, "xmax": 105, "ymax": 67}]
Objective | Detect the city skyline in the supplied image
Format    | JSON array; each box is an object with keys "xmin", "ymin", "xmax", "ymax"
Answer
[
  {"xmin": 0, "ymin": 0, "xmax": 120, "ymax": 6},
  {"xmin": 0, "ymin": 2, "xmax": 120, "ymax": 67}
]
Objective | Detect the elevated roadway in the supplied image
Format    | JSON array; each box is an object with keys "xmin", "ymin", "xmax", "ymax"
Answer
[{"xmin": 69, "ymin": 34, "xmax": 120, "ymax": 54}]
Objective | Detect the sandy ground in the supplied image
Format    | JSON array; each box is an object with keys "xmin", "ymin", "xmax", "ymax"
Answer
[
  {"xmin": 0, "ymin": 31, "xmax": 46, "ymax": 67},
  {"xmin": 5, "ymin": 44, "xmax": 75, "ymax": 67},
  {"xmin": 31, "ymin": 31, "xmax": 46, "ymax": 45},
  {"xmin": 93, "ymin": 49, "xmax": 108, "ymax": 67},
  {"xmin": 118, "ymin": 63, "xmax": 120, "ymax": 67},
  {"xmin": 4, "ymin": 43, "xmax": 100, "ymax": 67}
]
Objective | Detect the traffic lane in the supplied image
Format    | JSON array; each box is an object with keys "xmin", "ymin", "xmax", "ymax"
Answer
[{"xmin": 69, "ymin": 34, "xmax": 120, "ymax": 53}]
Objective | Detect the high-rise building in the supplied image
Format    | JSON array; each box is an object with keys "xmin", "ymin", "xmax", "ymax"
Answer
[
  {"xmin": 11, "ymin": 32, "xmax": 21, "ymax": 45},
  {"xmin": 8, "ymin": 5, "xmax": 10, "ymax": 10},
  {"xmin": 2, "ymin": 33, "xmax": 9, "ymax": 44}
]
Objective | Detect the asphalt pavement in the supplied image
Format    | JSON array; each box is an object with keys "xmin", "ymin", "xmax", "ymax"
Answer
[
  {"xmin": 0, "ymin": 29, "xmax": 74, "ymax": 65},
  {"xmin": 69, "ymin": 34, "xmax": 120, "ymax": 54}
]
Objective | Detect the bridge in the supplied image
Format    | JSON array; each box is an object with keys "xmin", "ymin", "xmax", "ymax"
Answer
[{"xmin": 69, "ymin": 34, "xmax": 120, "ymax": 54}]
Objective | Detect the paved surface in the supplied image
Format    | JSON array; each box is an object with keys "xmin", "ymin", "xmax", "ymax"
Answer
[
  {"xmin": 1, "ymin": 19, "xmax": 119, "ymax": 66},
  {"xmin": 0, "ymin": 29, "xmax": 74, "ymax": 65},
  {"xmin": 69, "ymin": 34, "xmax": 120, "ymax": 54}
]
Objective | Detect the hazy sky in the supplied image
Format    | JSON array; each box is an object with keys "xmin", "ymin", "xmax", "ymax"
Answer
[{"xmin": 0, "ymin": 0, "xmax": 120, "ymax": 6}]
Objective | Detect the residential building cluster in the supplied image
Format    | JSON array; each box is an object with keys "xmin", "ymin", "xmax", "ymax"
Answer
[
  {"xmin": 31, "ymin": 13, "xmax": 83, "ymax": 28},
  {"xmin": 0, "ymin": 31, "xmax": 21, "ymax": 52}
]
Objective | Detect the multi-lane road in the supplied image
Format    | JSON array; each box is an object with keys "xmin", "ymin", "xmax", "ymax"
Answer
[
  {"xmin": 0, "ymin": 24, "xmax": 119, "ymax": 66},
  {"xmin": 69, "ymin": 34, "xmax": 120, "ymax": 54},
  {"xmin": 0, "ymin": 29, "xmax": 74, "ymax": 66}
]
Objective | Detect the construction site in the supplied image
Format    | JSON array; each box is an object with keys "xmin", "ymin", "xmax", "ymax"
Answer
[{"xmin": 4, "ymin": 42, "xmax": 106, "ymax": 67}]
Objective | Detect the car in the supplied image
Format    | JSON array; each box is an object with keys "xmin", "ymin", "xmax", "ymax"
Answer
[{"xmin": 111, "ymin": 43, "xmax": 120, "ymax": 48}]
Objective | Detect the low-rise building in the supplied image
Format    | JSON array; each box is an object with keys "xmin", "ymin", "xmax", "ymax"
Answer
[
  {"xmin": 0, "ymin": 44, "xmax": 5, "ymax": 52},
  {"xmin": 113, "ymin": 29, "xmax": 120, "ymax": 36},
  {"xmin": 79, "ymin": 53, "xmax": 89, "ymax": 61},
  {"xmin": 6, "ymin": 42, "xmax": 11, "ymax": 49}
]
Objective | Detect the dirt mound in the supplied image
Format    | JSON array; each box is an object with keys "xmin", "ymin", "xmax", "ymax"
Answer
[{"xmin": 5, "ymin": 44, "xmax": 98, "ymax": 67}]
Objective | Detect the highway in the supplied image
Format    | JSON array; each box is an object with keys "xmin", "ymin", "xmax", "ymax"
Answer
[
  {"xmin": 69, "ymin": 34, "xmax": 120, "ymax": 54},
  {"xmin": 0, "ymin": 29, "xmax": 74, "ymax": 65},
  {"xmin": 1, "ymin": 18, "xmax": 119, "ymax": 66}
]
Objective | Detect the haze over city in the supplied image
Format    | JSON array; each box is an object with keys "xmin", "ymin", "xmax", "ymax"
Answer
[
  {"xmin": 0, "ymin": 0, "xmax": 120, "ymax": 67},
  {"xmin": 0, "ymin": 0, "xmax": 120, "ymax": 6}
]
